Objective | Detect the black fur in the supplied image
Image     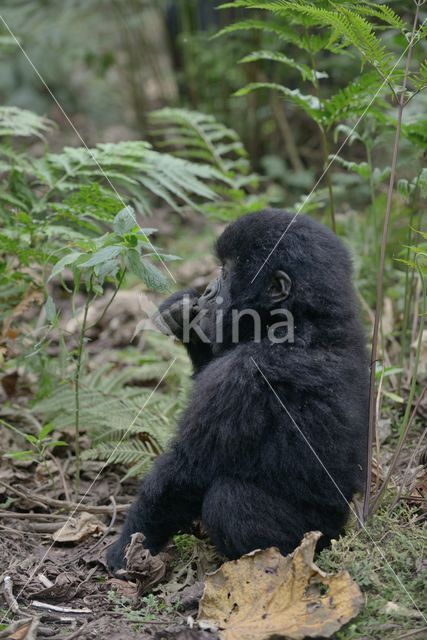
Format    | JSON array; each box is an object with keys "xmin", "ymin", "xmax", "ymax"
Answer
[{"xmin": 107, "ymin": 209, "xmax": 368, "ymax": 572}]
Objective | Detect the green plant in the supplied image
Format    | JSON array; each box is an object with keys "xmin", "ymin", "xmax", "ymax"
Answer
[
  {"xmin": 218, "ymin": 0, "xmax": 408, "ymax": 230},
  {"xmin": 34, "ymin": 332, "xmax": 190, "ymax": 479},
  {"xmin": 319, "ymin": 504, "xmax": 426, "ymax": 639},
  {"xmin": 1, "ymin": 418, "xmax": 67, "ymax": 488},
  {"xmin": 149, "ymin": 107, "xmax": 266, "ymax": 220},
  {"xmin": 108, "ymin": 590, "xmax": 179, "ymax": 625}
]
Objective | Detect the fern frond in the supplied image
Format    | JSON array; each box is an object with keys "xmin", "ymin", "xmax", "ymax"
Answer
[
  {"xmin": 240, "ymin": 50, "xmax": 320, "ymax": 83},
  {"xmin": 412, "ymin": 60, "xmax": 427, "ymax": 92},
  {"xmin": 235, "ymin": 82, "xmax": 322, "ymax": 122},
  {"xmin": 229, "ymin": 1, "xmax": 395, "ymax": 77},
  {"xmin": 35, "ymin": 141, "xmax": 221, "ymax": 213},
  {"xmin": 149, "ymin": 108, "xmax": 265, "ymax": 220},
  {"xmin": 323, "ymin": 71, "xmax": 383, "ymax": 126},
  {"xmin": 150, "ymin": 109, "xmax": 247, "ymax": 174},
  {"xmin": 0, "ymin": 107, "xmax": 55, "ymax": 139},
  {"xmin": 356, "ymin": 2, "xmax": 405, "ymax": 30}
]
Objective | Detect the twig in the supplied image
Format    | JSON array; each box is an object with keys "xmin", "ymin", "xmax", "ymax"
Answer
[
  {"xmin": 397, "ymin": 628, "xmax": 427, "ymax": 639},
  {"xmin": 0, "ymin": 511, "xmax": 66, "ymax": 520},
  {"xmin": 37, "ymin": 574, "xmax": 54, "ymax": 589},
  {"xmin": 0, "ymin": 480, "xmax": 47, "ymax": 509},
  {"xmin": 1, "ymin": 576, "xmax": 20, "ymax": 614},
  {"xmin": 364, "ymin": 2, "xmax": 422, "ymax": 521},
  {"xmin": 31, "ymin": 601, "xmax": 92, "ymax": 615},
  {"xmin": 0, "ymin": 482, "xmax": 130, "ymax": 514}
]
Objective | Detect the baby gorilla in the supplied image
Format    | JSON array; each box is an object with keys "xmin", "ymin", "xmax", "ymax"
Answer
[{"xmin": 107, "ymin": 209, "xmax": 368, "ymax": 572}]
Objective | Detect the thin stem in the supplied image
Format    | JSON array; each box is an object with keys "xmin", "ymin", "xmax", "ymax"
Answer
[
  {"xmin": 363, "ymin": 2, "xmax": 421, "ymax": 521},
  {"xmin": 309, "ymin": 47, "xmax": 336, "ymax": 233},
  {"xmin": 320, "ymin": 126, "xmax": 336, "ymax": 233},
  {"xmin": 86, "ymin": 268, "xmax": 126, "ymax": 331},
  {"xmin": 74, "ymin": 276, "xmax": 94, "ymax": 496}
]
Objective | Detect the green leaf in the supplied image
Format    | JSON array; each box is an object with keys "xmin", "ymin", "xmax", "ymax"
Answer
[
  {"xmin": 113, "ymin": 206, "xmax": 137, "ymax": 236},
  {"xmin": 49, "ymin": 251, "xmax": 82, "ymax": 281},
  {"xmin": 6, "ymin": 450, "xmax": 35, "ymax": 460},
  {"xmin": 240, "ymin": 50, "xmax": 321, "ymax": 84},
  {"xmin": 126, "ymin": 249, "xmax": 169, "ymax": 292},
  {"xmin": 44, "ymin": 296, "xmax": 57, "ymax": 323},
  {"xmin": 39, "ymin": 423, "xmax": 56, "ymax": 440},
  {"xmin": 79, "ymin": 245, "xmax": 123, "ymax": 268}
]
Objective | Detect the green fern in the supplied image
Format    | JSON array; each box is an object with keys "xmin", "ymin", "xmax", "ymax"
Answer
[
  {"xmin": 0, "ymin": 106, "xmax": 54, "ymax": 139},
  {"xmin": 34, "ymin": 333, "xmax": 191, "ymax": 478},
  {"xmin": 149, "ymin": 108, "xmax": 266, "ymax": 220}
]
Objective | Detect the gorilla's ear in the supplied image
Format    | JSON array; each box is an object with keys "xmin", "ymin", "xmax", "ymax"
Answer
[{"xmin": 269, "ymin": 270, "xmax": 292, "ymax": 303}]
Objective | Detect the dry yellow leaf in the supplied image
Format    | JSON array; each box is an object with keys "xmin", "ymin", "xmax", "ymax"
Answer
[
  {"xmin": 198, "ymin": 531, "xmax": 363, "ymax": 640},
  {"xmin": 52, "ymin": 511, "xmax": 106, "ymax": 542}
]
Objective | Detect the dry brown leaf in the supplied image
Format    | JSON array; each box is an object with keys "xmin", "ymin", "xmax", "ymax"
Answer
[
  {"xmin": 198, "ymin": 531, "xmax": 363, "ymax": 640},
  {"xmin": 52, "ymin": 511, "xmax": 106, "ymax": 542},
  {"xmin": 125, "ymin": 532, "xmax": 169, "ymax": 595},
  {"xmin": 32, "ymin": 572, "xmax": 79, "ymax": 602},
  {"xmin": 0, "ymin": 618, "xmax": 39, "ymax": 640}
]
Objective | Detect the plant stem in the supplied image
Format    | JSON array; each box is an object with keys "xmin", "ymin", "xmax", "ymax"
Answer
[
  {"xmin": 74, "ymin": 278, "xmax": 94, "ymax": 496},
  {"xmin": 363, "ymin": 3, "xmax": 421, "ymax": 521},
  {"xmin": 320, "ymin": 126, "xmax": 336, "ymax": 233}
]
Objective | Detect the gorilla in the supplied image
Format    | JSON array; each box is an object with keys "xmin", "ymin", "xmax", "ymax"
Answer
[{"xmin": 107, "ymin": 209, "xmax": 368, "ymax": 572}]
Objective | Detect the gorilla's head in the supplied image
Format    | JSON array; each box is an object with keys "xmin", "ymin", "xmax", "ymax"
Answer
[{"xmin": 196, "ymin": 209, "xmax": 357, "ymax": 351}]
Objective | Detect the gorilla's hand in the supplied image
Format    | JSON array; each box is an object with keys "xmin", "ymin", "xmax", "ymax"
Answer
[
  {"xmin": 154, "ymin": 288, "xmax": 199, "ymax": 341},
  {"xmin": 106, "ymin": 538, "xmax": 128, "ymax": 574}
]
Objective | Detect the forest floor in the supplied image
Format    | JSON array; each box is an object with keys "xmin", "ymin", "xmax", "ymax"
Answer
[{"xmin": 0, "ymin": 219, "xmax": 426, "ymax": 640}]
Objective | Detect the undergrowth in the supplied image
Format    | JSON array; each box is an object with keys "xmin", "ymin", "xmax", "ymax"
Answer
[{"xmin": 319, "ymin": 503, "xmax": 426, "ymax": 639}]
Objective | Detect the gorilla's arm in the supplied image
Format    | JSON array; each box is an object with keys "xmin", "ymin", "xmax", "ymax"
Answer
[
  {"xmin": 106, "ymin": 449, "xmax": 204, "ymax": 572},
  {"xmin": 156, "ymin": 288, "xmax": 213, "ymax": 372}
]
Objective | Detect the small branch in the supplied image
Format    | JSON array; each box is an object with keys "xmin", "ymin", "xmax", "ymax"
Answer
[
  {"xmin": 0, "ymin": 481, "xmax": 130, "ymax": 514},
  {"xmin": 31, "ymin": 601, "xmax": 92, "ymax": 615},
  {"xmin": 1, "ymin": 576, "xmax": 20, "ymax": 614}
]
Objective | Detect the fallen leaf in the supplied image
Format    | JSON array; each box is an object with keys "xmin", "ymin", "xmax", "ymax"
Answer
[
  {"xmin": 0, "ymin": 617, "xmax": 39, "ymax": 640},
  {"xmin": 198, "ymin": 531, "xmax": 363, "ymax": 640},
  {"xmin": 32, "ymin": 572, "xmax": 79, "ymax": 602},
  {"xmin": 124, "ymin": 533, "xmax": 169, "ymax": 595},
  {"xmin": 52, "ymin": 511, "xmax": 106, "ymax": 542}
]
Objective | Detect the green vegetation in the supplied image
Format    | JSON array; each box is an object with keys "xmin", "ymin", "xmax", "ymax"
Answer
[{"xmin": 0, "ymin": 1, "xmax": 425, "ymax": 638}]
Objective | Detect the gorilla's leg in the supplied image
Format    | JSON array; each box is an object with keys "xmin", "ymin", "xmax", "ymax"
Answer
[
  {"xmin": 107, "ymin": 452, "xmax": 203, "ymax": 572},
  {"xmin": 202, "ymin": 477, "xmax": 308, "ymax": 559}
]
